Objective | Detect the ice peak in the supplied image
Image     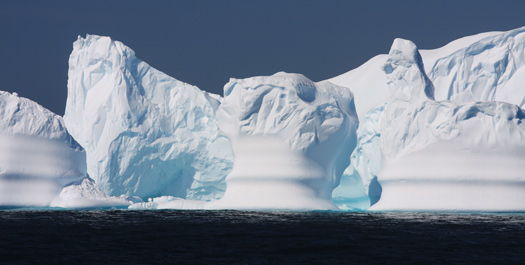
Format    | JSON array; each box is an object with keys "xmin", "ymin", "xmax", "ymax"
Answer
[
  {"xmin": 65, "ymin": 34, "xmax": 233, "ymax": 200},
  {"xmin": 0, "ymin": 90, "xmax": 81, "ymax": 150},
  {"xmin": 383, "ymin": 38, "xmax": 435, "ymax": 103}
]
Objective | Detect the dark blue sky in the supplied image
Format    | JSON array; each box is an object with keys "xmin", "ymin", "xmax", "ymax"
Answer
[{"xmin": 1, "ymin": 0, "xmax": 524, "ymax": 115}]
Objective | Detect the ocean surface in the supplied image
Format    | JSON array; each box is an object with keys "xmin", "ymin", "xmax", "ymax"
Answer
[{"xmin": 0, "ymin": 210, "xmax": 523, "ymax": 264}]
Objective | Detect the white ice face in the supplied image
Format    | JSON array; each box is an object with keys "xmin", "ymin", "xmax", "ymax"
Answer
[
  {"xmin": 370, "ymin": 38, "xmax": 525, "ymax": 211},
  {"xmin": 427, "ymin": 27, "xmax": 525, "ymax": 107},
  {"xmin": 64, "ymin": 35, "xmax": 233, "ymax": 201},
  {"xmin": 0, "ymin": 91, "xmax": 81, "ymax": 150},
  {"xmin": 0, "ymin": 91, "xmax": 87, "ymax": 207},
  {"xmin": 202, "ymin": 72, "xmax": 358, "ymax": 210},
  {"xmin": 332, "ymin": 27, "xmax": 525, "ymax": 210},
  {"xmin": 5, "ymin": 27, "xmax": 525, "ymax": 211}
]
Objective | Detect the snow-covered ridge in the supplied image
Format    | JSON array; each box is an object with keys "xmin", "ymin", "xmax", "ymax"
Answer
[{"xmin": 64, "ymin": 34, "xmax": 233, "ymax": 201}]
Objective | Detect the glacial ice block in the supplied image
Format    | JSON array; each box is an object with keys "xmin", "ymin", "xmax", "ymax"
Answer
[
  {"xmin": 332, "ymin": 104, "xmax": 384, "ymax": 210},
  {"xmin": 330, "ymin": 27, "xmax": 525, "ymax": 210},
  {"xmin": 370, "ymin": 38, "xmax": 525, "ymax": 212},
  {"xmin": 204, "ymin": 72, "xmax": 359, "ymax": 210},
  {"xmin": 0, "ymin": 91, "xmax": 84, "ymax": 207},
  {"xmin": 50, "ymin": 177, "xmax": 140, "ymax": 209},
  {"xmin": 64, "ymin": 35, "xmax": 233, "ymax": 201}
]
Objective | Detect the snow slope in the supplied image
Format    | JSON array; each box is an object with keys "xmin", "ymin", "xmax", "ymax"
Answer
[
  {"xmin": 370, "ymin": 38, "xmax": 525, "ymax": 211},
  {"xmin": 64, "ymin": 35, "xmax": 233, "ymax": 201}
]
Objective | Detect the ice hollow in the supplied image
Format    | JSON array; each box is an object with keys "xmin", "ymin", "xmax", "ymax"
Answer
[{"xmin": 205, "ymin": 73, "xmax": 359, "ymax": 210}]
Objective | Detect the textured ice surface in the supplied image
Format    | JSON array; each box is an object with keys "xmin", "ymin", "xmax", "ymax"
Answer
[
  {"xmin": 370, "ymin": 38, "xmax": 525, "ymax": 211},
  {"xmin": 330, "ymin": 27, "xmax": 525, "ymax": 209},
  {"xmin": 205, "ymin": 72, "xmax": 358, "ymax": 210},
  {"xmin": 51, "ymin": 177, "xmax": 140, "ymax": 209},
  {"xmin": 332, "ymin": 104, "xmax": 384, "ymax": 210},
  {"xmin": 64, "ymin": 35, "xmax": 233, "ymax": 201},
  {"xmin": 428, "ymin": 27, "xmax": 525, "ymax": 106},
  {"xmin": 0, "ymin": 91, "xmax": 80, "ymax": 149},
  {"xmin": 0, "ymin": 91, "xmax": 101, "ymax": 208},
  {"xmin": 132, "ymin": 73, "xmax": 359, "ymax": 210},
  {"xmin": 129, "ymin": 196, "xmax": 206, "ymax": 210},
  {"xmin": 328, "ymin": 30, "xmax": 503, "ymax": 117}
]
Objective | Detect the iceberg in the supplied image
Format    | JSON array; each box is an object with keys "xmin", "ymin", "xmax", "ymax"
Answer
[
  {"xmin": 328, "ymin": 30, "xmax": 504, "ymax": 117},
  {"xmin": 330, "ymin": 27, "xmax": 525, "ymax": 209},
  {"xmin": 370, "ymin": 38, "xmax": 525, "ymax": 211},
  {"xmin": 428, "ymin": 28, "xmax": 525, "ymax": 106},
  {"xmin": 50, "ymin": 177, "xmax": 140, "ymax": 209},
  {"xmin": 332, "ymin": 104, "xmax": 384, "ymax": 210},
  {"xmin": 64, "ymin": 35, "xmax": 233, "ymax": 201},
  {"xmin": 0, "ymin": 91, "xmax": 128, "ymax": 208},
  {"xmin": 130, "ymin": 73, "xmax": 359, "ymax": 210},
  {"xmin": 6, "ymin": 28, "xmax": 525, "ymax": 211},
  {"xmin": 204, "ymin": 72, "xmax": 359, "ymax": 210},
  {"xmin": 129, "ymin": 195, "xmax": 206, "ymax": 210}
]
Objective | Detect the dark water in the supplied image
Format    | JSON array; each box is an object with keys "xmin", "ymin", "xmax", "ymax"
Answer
[{"xmin": 0, "ymin": 210, "xmax": 524, "ymax": 264}]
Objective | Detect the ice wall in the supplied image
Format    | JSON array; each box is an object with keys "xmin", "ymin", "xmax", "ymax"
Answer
[
  {"xmin": 64, "ymin": 35, "xmax": 233, "ymax": 201},
  {"xmin": 204, "ymin": 72, "xmax": 358, "ymax": 210},
  {"xmin": 428, "ymin": 27, "xmax": 525, "ymax": 106},
  {"xmin": 370, "ymin": 38, "xmax": 525, "ymax": 211},
  {"xmin": 0, "ymin": 91, "xmax": 87, "ymax": 207},
  {"xmin": 330, "ymin": 27, "xmax": 525, "ymax": 209}
]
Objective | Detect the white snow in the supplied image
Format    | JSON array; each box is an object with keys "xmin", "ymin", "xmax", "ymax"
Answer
[
  {"xmin": 370, "ymin": 38, "xmax": 525, "ymax": 211},
  {"xmin": 64, "ymin": 35, "xmax": 233, "ymax": 201}
]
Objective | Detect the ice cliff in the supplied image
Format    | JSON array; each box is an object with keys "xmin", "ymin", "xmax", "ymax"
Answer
[
  {"xmin": 5, "ymin": 27, "xmax": 525, "ymax": 211},
  {"xmin": 371, "ymin": 38, "xmax": 525, "ymax": 211},
  {"xmin": 329, "ymin": 27, "xmax": 525, "ymax": 209},
  {"xmin": 131, "ymin": 73, "xmax": 359, "ymax": 210},
  {"xmin": 64, "ymin": 35, "xmax": 233, "ymax": 201},
  {"xmin": 0, "ymin": 91, "xmax": 130, "ymax": 208},
  {"xmin": 204, "ymin": 72, "xmax": 358, "ymax": 210}
]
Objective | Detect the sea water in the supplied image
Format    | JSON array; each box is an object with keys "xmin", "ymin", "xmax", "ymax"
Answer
[{"xmin": 0, "ymin": 210, "xmax": 523, "ymax": 264}]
